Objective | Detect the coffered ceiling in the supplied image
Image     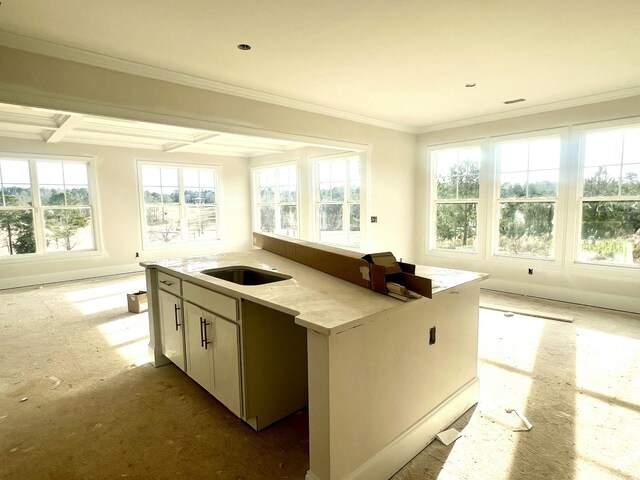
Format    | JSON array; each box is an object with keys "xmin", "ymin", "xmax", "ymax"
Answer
[{"xmin": 0, "ymin": 102, "xmax": 313, "ymax": 157}]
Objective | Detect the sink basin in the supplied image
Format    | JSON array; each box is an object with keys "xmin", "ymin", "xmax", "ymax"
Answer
[{"xmin": 201, "ymin": 266, "xmax": 292, "ymax": 285}]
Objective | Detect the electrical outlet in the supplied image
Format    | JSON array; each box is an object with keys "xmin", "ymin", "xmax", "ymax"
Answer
[
  {"xmin": 371, "ymin": 216, "xmax": 378, "ymax": 223},
  {"xmin": 528, "ymin": 268, "xmax": 534, "ymax": 275},
  {"xmin": 429, "ymin": 326, "xmax": 437, "ymax": 345}
]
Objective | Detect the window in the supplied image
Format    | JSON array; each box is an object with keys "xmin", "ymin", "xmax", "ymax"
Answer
[
  {"xmin": 314, "ymin": 155, "xmax": 360, "ymax": 247},
  {"xmin": 578, "ymin": 126, "xmax": 640, "ymax": 266},
  {"xmin": 252, "ymin": 164, "xmax": 298, "ymax": 238},
  {"xmin": 494, "ymin": 136, "xmax": 561, "ymax": 259},
  {"xmin": 0, "ymin": 157, "xmax": 95, "ymax": 257},
  {"xmin": 140, "ymin": 164, "xmax": 219, "ymax": 246},
  {"xmin": 431, "ymin": 145, "xmax": 481, "ymax": 253}
]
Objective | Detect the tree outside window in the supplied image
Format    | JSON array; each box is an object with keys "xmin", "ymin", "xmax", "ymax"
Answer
[
  {"xmin": 38, "ymin": 161, "xmax": 94, "ymax": 252},
  {"xmin": 579, "ymin": 127, "xmax": 640, "ymax": 266},
  {"xmin": 495, "ymin": 137, "xmax": 561, "ymax": 259},
  {"xmin": 432, "ymin": 146, "xmax": 480, "ymax": 252},
  {"xmin": 141, "ymin": 164, "xmax": 219, "ymax": 246},
  {"xmin": 253, "ymin": 164, "xmax": 298, "ymax": 238},
  {"xmin": 314, "ymin": 156, "xmax": 360, "ymax": 247},
  {"xmin": 1, "ymin": 158, "xmax": 94, "ymax": 258}
]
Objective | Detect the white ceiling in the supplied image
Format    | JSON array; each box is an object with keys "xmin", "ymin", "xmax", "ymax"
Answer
[
  {"xmin": 0, "ymin": 0, "xmax": 639, "ymax": 132},
  {"xmin": 0, "ymin": 102, "xmax": 315, "ymax": 157}
]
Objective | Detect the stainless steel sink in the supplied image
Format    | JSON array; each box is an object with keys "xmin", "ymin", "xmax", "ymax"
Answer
[{"xmin": 200, "ymin": 266, "xmax": 292, "ymax": 285}]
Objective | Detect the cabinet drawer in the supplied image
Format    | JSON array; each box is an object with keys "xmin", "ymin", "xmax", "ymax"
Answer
[
  {"xmin": 158, "ymin": 271, "xmax": 181, "ymax": 296},
  {"xmin": 183, "ymin": 282, "xmax": 238, "ymax": 321}
]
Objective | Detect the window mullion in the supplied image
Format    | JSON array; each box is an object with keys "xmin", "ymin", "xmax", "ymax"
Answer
[
  {"xmin": 30, "ymin": 159, "xmax": 46, "ymax": 254},
  {"xmin": 178, "ymin": 169, "xmax": 187, "ymax": 242}
]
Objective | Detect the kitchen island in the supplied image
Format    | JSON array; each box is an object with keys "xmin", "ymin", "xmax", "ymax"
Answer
[{"xmin": 142, "ymin": 247, "xmax": 487, "ymax": 480}]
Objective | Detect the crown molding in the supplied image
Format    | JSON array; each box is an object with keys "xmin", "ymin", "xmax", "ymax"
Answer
[
  {"xmin": 3, "ymin": 30, "xmax": 640, "ymax": 137},
  {"xmin": 0, "ymin": 30, "xmax": 418, "ymax": 134},
  {"xmin": 418, "ymin": 85, "xmax": 640, "ymax": 134}
]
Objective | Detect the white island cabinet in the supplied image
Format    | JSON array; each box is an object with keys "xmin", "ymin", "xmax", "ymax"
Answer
[
  {"xmin": 157, "ymin": 272, "xmax": 185, "ymax": 372},
  {"xmin": 182, "ymin": 282, "xmax": 242, "ymax": 417},
  {"xmin": 143, "ymin": 249, "xmax": 488, "ymax": 480}
]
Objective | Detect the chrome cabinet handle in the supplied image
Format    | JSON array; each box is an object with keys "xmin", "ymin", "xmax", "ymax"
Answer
[
  {"xmin": 160, "ymin": 280, "xmax": 174, "ymax": 286},
  {"xmin": 174, "ymin": 304, "xmax": 181, "ymax": 330}
]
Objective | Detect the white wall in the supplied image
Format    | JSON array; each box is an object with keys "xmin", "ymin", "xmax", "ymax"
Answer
[
  {"xmin": 0, "ymin": 137, "xmax": 251, "ymax": 289},
  {"xmin": 416, "ymin": 96, "xmax": 640, "ymax": 313},
  {"xmin": 0, "ymin": 46, "xmax": 417, "ymax": 286}
]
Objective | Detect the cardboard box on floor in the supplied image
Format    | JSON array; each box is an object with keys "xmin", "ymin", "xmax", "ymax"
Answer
[
  {"xmin": 253, "ymin": 232, "xmax": 432, "ymax": 299},
  {"xmin": 127, "ymin": 291, "xmax": 148, "ymax": 313}
]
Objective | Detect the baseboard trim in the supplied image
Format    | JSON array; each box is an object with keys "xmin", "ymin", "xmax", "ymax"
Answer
[
  {"xmin": 0, "ymin": 263, "xmax": 144, "ymax": 290},
  {"xmin": 483, "ymin": 278, "xmax": 640, "ymax": 314},
  {"xmin": 306, "ymin": 377, "xmax": 480, "ymax": 480}
]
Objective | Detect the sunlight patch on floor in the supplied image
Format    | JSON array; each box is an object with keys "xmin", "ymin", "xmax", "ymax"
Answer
[
  {"xmin": 575, "ymin": 326, "xmax": 640, "ymax": 404},
  {"xmin": 97, "ymin": 313, "xmax": 151, "ymax": 366},
  {"xmin": 575, "ymin": 395, "xmax": 639, "ymax": 479},
  {"xmin": 479, "ymin": 309, "xmax": 545, "ymax": 373},
  {"xmin": 65, "ymin": 279, "xmax": 146, "ymax": 315}
]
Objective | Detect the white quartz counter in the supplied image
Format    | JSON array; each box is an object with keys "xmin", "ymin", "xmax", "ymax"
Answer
[{"xmin": 142, "ymin": 249, "xmax": 488, "ymax": 335}]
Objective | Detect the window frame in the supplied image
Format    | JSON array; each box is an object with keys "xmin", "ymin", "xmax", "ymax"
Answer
[
  {"xmin": 0, "ymin": 153, "xmax": 99, "ymax": 262},
  {"xmin": 137, "ymin": 160, "xmax": 222, "ymax": 251},
  {"xmin": 572, "ymin": 118, "xmax": 640, "ymax": 270},
  {"xmin": 250, "ymin": 161, "xmax": 300, "ymax": 239},
  {"xmin": 311, "ymin": 152, "xmax": 364, "ymax": 249},
  {"xmin": 488, "ymin": 129, "xmax": 568, "ymax": 265},
  {"xmin": 426, "ymin": 140, "xmax": 486, "ymax": 258}
]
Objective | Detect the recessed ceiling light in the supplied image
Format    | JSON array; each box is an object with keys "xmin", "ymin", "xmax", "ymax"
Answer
[
  {"xmin": 504, "ymin": 98, "xmax": 525, "ymax": 104},
  {"xmin": 465, "ymin": 83, "xmax": 476, "ymax": 88},
  {"xmin": 237, "ymin": 44, "xmax": 252, "ymax": 51}
]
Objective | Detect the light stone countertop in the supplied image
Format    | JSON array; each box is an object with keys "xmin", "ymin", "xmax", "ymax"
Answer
[{"xmin": 142, "ymin": 249, "xmax": 488, "ymax": 335}]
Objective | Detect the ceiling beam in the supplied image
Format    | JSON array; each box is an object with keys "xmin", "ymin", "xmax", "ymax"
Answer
[
  {"xmin": 163, "ymin": 132, "xmax": 221, "ymax": 153},
  {"xmin": 45, "ymin": 114, "xmax": 84, "ymax": 143}
]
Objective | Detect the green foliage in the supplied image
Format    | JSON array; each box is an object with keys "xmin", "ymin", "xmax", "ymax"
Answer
[
  {"xmin": 320, "ymin": 204, "xmax": 343, "ymax": 231},
  {"xmin": 581, "ymin": 236, "xmax": 640, "ymax": 264},
  {"xmin": 319, "ymin": 186, "xmax": 345, "ymax": 202},
  {"xmin": 436, "ymin": 203, "xmax": 477, "ymax": 248},
  {"xmin": 437, "ymin": 159, "xmax": 479, "ymax": 200},
  {"xmin": 260, "ymin": 205, "xmax": 275, "ymax": 232},
  {"xmin": 499, "ymin": 234, "xmax": 553, "ymax": 257},
  {"xmin": 583, "ymin": 166, "xmax": 619, "ymax": 197},
  {"xmin": 435, "ymin": 159, "xmax": 479, "ymax": 249},
  {"xmin": 45, "ymin": 208, "xmax": 90, "ymax": 251},
  {"xmin": 0, "ymin": 191, "xmax": 36, "ymax": 255}
]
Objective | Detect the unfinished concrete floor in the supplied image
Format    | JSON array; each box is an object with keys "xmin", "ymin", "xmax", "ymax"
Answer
[{"xmin": 1, "ymin": 274, "xmax": 638, "ymax": 480}]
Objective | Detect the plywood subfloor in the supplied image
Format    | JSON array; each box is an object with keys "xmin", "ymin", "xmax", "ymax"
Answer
[{"xmin": 1, "ymin": 275, "xmax": 638, "ymax": 479}]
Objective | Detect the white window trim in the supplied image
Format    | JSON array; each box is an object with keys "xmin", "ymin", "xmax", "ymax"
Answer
[
  {"xmin": 487, "ymin": 128, "xmax": 569, "ymax": 266},
  {"xmin": 250, "ymin": 160, "xmax": 300, "ymax": 239},
  {"xmin": 0, "ymin": 153, "xmax": 101, "ymax": 262},
  {"xmin": 425, "ymin": 139, "xmax": 486, "ymax": 259},
  {"xmin": 137, "ymin": 160, "xmax": 223, "ymax": 252},
  {"xmin": 310, "ymin": 151, "xmax": 366, "ymax": 250},
  {"xmin": 569, "ymin": 118, "xmax": 640, "ymax": 270}
]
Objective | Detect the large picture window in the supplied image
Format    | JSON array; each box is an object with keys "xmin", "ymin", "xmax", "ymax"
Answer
[
  {"xmin": 252, "ymin": 164, "xmax": 298, "ymax": 238},
  {"xmin": 431, "ymin": 145, "xmax": 481, "ymax": 253},
  {"xmin": 495, "ymin": 136, "xmax": 561, "ymax": 259},
  {"xmin": 140, "ymin": 164, "xmax": 219, "ymax": 246},
  {"xmin": 0, "ymin": 157, "xmax": 95, "ymax": 257},
  {"xmin": 314, "ymin": 155, "xmax": 361, "ymax": 247},
  {"xmin": 578, "ymin": 126, "xmax": 640, "ymax": 266}
]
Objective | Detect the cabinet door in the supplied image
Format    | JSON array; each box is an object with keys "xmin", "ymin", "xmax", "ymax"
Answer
[
  {"xmin": 158, "ymin": 290, "xmax": 186, "ymax": 371},
  {"xmin": 184, "ymin": 302, "xmax": 213, "ymax": 392},
  {"xmin": 213, "ymin": 316, "xmax": 242, "ymax": 417}
]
